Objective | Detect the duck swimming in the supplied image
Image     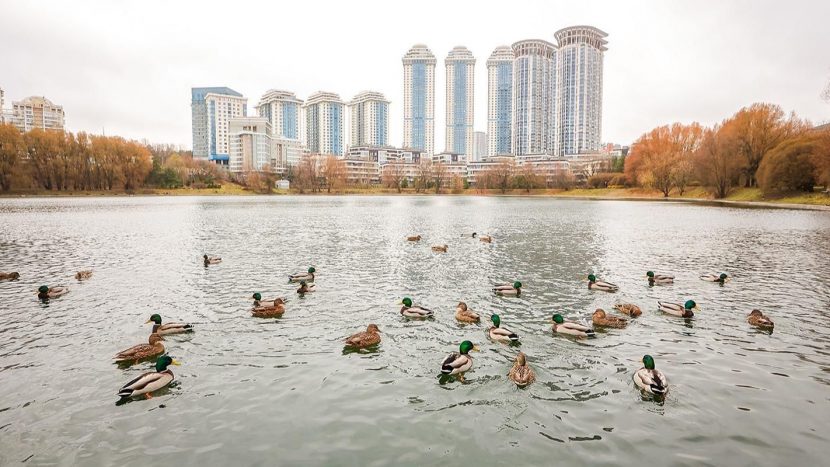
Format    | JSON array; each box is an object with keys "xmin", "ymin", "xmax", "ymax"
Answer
[
  {"xmin": 0, "ymin": 272, "xmax": 20, "ymax": 281},
  {"xmin": 587, "ymin": 274, "xmax": 618, "ymax": 292},
  {"xmin": 289, "ymin": 267, "xmax": 315, "ymax": 283},
  {"xmin": 431, "ymin": 245, "xmax": 448, "ymax": 253},
  {"xmin": 145, "ymin": 314, "xmax": 193, "ymax": 335},
  {"xmin": 613, "ymin": 303, "xmax": 642, "ymax": 317},
  {"xmin": 37, "ymin": 285, "xmax": 69, "ymax": 300},
  {"xmin": 407, "ymin": 235, "xmax": 421, "ymax": 242},
  {"xmin": 75, "ymin": 270, "xmax": 93, "ymax": 281},
  {"xmin": 508, "ymin": 352, "xmax": 535, "ymax": 387},
  {"xmin": 252, "ymin": 297, "xmax": 286, "ymax": 318},
  {"xmin": 118, "ymin": 355, "xmax": 180, "ymax": 400},
  {"xmin": 478, "ymin": 235, "xmax": 493, "ymax": 243},
  {"xmin": 592, "ymin": 309, "xmax": 628, "ymax": 328},
  {"xmin": 493, "ymin": 281, "xmax": 522, "ymax": 296},
  {"xmin": 657, "ymin": 299, "xmax": 697, "ymax": 318},
  {"xmin": 114, "ymin": 333, "xmax": 165, "ymax": 364},
  {"xmin": 551, "ymin": 314, "xmax": 595, "ymax": 338},
  {"xmin": 344, "ymin": 324, "xmax": 381, "ymax": 348},
  {"xmin": 701, "ymin": 273, "xmax": 729, "ymax": 284},
  {"xmin": 455, "ymin": 302, "xmax": 480, "ymax": 323},
  {"xmin": 488, "ymin": 314, "xmax": 519, "ymax": 343},
  {"xmin": 399, "ymin": 297, "xmax": 434, "ymax": 318},
  {"xmin": 440, "ymin": 340, "xmax": 480, "ymax": 382},
  {"xmin": 747, "ymin": 309, "xmax": 774, "ymax": 330},
  {"xmin": 646, "ymin": 271, "xmax": 674, "ymax": 285},
  {"xmin": 633, "ymin": 355, "xmax": 668, "ymax": 396},
  {"xmin": 203, "ymin": 254, "xmax": 221, "ymax": 266},
  {"xmin": 297, "ymin": 281, "xmax": 316, "ymax": 294}
]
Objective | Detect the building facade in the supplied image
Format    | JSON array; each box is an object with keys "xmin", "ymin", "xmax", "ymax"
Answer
[
  {"xmin": 10, "ymin": 96, "xmax": 65, "ymax": 132},
  {"xmin": 402, "ymin": 44, "xmax": 436, "ymax": 156},
  {"xmin": 349, "ymin": 91, "xmax": 389, "ymax": 148},
  {"xmin": 444, "ymin": 46, "xmax": 475, "ymax": 156},
  {"xmin": 255, "ymin": 89, "xmax": 304, "ymax": 169},
  {"xmin": 228, "ymin": 117, "xmax": 273, "ymax": 173},
  {"xmin": 473, "ymin": 131, "xmax": 487, "ymax": 160},
  {"xmin": 511, "ymin": 40, "xmax": 557, "ymax": 156},
  {"xmin": 191, "ymin": 87, "xmax": 247, "ymax": 164},
  {"xmin": 486, "ymin": 46, "xmax": 514, "ymax": 156},
  {"xmin": 554, "ymin": 26, "xmax": 608, "ymax": 155},
  {"xmin": 304, "ymin": 91, "xmax": 344, "ymax": 156}
]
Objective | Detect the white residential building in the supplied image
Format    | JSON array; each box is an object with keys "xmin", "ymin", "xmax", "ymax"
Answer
[
  {"xmin": 486, "ymin": 46, "xmax": 514, "ymax": 156},
  {"xmin": 444, "ymin": 46, "xmax": 475, "ymax": 157},
  {"xmin": 10, "ymin": 95, "xmax": 65, "ymax": 132},
  {"xmin": 304, "ymin": 91, "xmax": 345, "ymax": 156},
  {"xmin": 228, "ymin": 117, "xmax": 273, "ymax": 173},
  {"xmin": 511, "ymin": 39, "xmax": 557, "ymax": 156},
  {"xmin": 473, "ymin": 131, "xmax": 487, "ymax": 160},
  {"xmin": 349, "ymin": 91, "xmax": 389, "ymax": 148},
  {"xmin": 402, "ymin": 44, "xmax": 436, "ymax": 156},
  {"xmin": 554, "ymin": 26, "xmax": 608, "ymax": 155},
  {"xmin": 191, "ymin": 87, "xmax": 247, "ymax": 164},
  {"xmin": 256, "ymin": 89, "xmax": 305, "ymax": 169}
]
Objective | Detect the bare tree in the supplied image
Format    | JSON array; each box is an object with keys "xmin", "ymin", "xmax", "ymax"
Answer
[
  {"xmin": 432, "ymin": 162, "xmax": 447, "ymax": 194},
  {"xmin": 382, "ymin": 163, "xmax": 405, "ymax": 193}
]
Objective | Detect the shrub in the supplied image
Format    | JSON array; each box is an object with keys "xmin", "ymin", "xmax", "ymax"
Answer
[
  {"xmin": 757, "ymin": 136, "xmax": 817, "ymax": 194},
  {"xmin": 587, "ymin": 173, "xmax": 615, "ymax": 188}
]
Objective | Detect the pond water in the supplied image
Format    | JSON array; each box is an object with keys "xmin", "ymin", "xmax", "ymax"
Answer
[{"xmin": 0, "ymin": 196, "xmax": 828, "ymax": 466}]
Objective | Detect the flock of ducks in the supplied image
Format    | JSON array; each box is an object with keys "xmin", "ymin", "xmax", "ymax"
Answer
[{"xmin": 0, "ymin": 238, "xmax": 777, "ymax": 402}]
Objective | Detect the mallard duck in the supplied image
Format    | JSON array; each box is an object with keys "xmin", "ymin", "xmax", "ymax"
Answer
[
  {"xmin": 251, "ymin": 292, "xmax": 286, "ymax": 307},
  {"xmin": 289, "ymin": 267, "xmax": 315, "ymax": 283},
  {"xmin": 455, "ymin": 302, "xmax": 480, "ymax": 323},
  {"xmin": 658, "ymin": 299, "xmax": 697, "ymax": 318},
  {"xmin": 37, "ymin": 285, "xmax": 69, "ymax": 300},
  {"xmin": 613, "ymin": 303, "xmax": 642, "ymax": 317},
  {"xmin": 297, "ymin": 281, "xmax": 316, "ymax": 294},
  {"xmin": 479, "ymin": 235, "xmax": 493, "ymax": 243},
  {"xmin": 551, "ymin": 314, "xmax": 595, "ymax": 338},
  {"xmin": 592, "ymin": 309, "xmax": 628, "ymax": 328},
  {"xmin": 407, "ymin": 235, "xmax": 421, "ymax": 242},
  {"xmin": 488, "ymin": 314, "xmax": 520, "ymax": 342},
  {"xmin": 701, "ymin": 273, "xmax": 729, "ymax": 284},
  {"xmin": 646, "ymin": 271, "xmax": 674, "ymax": 285},
  {"xmin": 252, "ymin": 297, "xmax": 286, "ymax": 318},
  {"xmin": 440, "ymin": 340, "xmax": 480, "ymax": 382},
  {"xmin": 145, "ymin": 314, "xmax": 193, "ymax": 335},
  {"xmin": 203, "ymin": 254, "xmax": 221, "ymax": 266},
  {"xmin": 398, "ymin": 297, "xmax": 434, "ymax": 318},
  {"xmin": 75, "ymin": 270, "xmax": 93, "ymax": 281},
  {"xmin": 0, "ymin": 272, "xmax": 20, "ymax": 281},
  {"xmin": 118, "ymin": 355, "xmax": 180, "ymax": 400},
  {"xmin": 114, "ymin": 333, "xmax": 165, "ymax": 363},
  {"xmin": 432, "ymin": 244, "xmax": 448, "ymax": 253},
  {"xmin": 508, "ymin": 351, "xmax": 535, "ymax": 387},
  {"xmin": 587, "ymin": 274, "xmax": 618, "ymax": 292},
  {"xmin": 493, "ymin": 281, "xmax": 522, "ymax": 296},
  {"xmin": 748, "ymin": 309, "xmax": 774, "ymax": 329},
  {"xmin": 344, "ymin": 324, "xmax": 381, "ymax": 348},
  {"xmin": 633, "ymin": 354, "xmax": 668, "ymax": 396}
]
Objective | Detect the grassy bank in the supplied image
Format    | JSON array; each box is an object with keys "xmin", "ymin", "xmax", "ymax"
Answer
[{"xmin": 2, "ymin": 184, "xmax": 828, "ymax": 208}]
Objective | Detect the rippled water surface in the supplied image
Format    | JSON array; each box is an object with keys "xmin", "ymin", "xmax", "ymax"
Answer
[{"xmin": 1, "ymin": 196, "xmax": 829, "ymax": 466}]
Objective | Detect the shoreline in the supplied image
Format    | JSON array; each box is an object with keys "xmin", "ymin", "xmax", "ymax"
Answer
[{"xmin": 1, "ymin": 187, "xmax": 828, "ymax": 211}]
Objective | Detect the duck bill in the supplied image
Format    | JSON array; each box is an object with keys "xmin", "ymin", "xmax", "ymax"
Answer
[
  {"xmin": 144, "ymin": 319, "xmax": 152, "ymax": 324},
  {"xmin": 171, "ymin": 359, "xmax": 181, "ymax": 366},
  {"xmin": 472, "ymin": 345, "xmax": 481, "ymax": 352}
]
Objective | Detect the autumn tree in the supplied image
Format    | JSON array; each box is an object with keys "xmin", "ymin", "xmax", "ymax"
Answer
[
  {"xmin": 757, "ymin": 135, "xmax": 818, "ymax": 194},
  {"xmin": 812, "ymin": 128, "xmax": 830, "ymax": 189},
  {"xmin": 432, "ymin": 162, "xmax": 447, "ymax": 194},
  {"xmin": 514, "ymin": 162, "xmax": 543, "ymax": 192},
  {"xmin": 382, "ymin": 162, "xmax": 405, "ymax": 192},
  {"xmin": 0, "ymin": 124, "xmax": 25, "ymax": 191},
  {"xmin": 414, "ymin": 161, "xmax": 432, "ymax": 193},
  {"xmin": 482, "ymin": 159, "xmax": 514, "ymax": 194},
  {"xmin": 320, "ymin": 155, "xmax": 345, "ymax": 193},
  {"xmin": 693, "ymin": 125, "xmax": 742, "ymax": 198},
  {"xmin": 722, "ymin": 103, "xmax": 807, "ymax": 187},
  {"xmin": 626, "ymin": 123, "xmax": 703, "ymax": 197}
]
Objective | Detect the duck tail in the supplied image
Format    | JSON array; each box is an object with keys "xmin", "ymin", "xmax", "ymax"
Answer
[
  {"xmin": 117, "ymin": 389, "xmax": 133, "ymax": 398},
  {"xmin": 586, "ymin": 329, "xmax": 596, "ymax": 337},
  {"xmin": 650, "ymin": 384, "xmax": 666, "ymax": 395},
  {"xmin": 441, "ymin": 365, "xmax": 453, "ymax": 374},
  {"xmin": 509, "ymin": 333, "xmax": 519, "ymax": 341}
]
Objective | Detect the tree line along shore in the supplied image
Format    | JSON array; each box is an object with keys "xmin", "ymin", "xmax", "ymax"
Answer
[{"xmin": 0, "ymin": 102, "xmax": 828, "ymax": 206}]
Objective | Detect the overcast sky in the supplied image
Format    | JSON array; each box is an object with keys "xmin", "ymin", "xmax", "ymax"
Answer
[{"xmin": 1, "ymin": 0, "xmax": 828, "ymax": 149}]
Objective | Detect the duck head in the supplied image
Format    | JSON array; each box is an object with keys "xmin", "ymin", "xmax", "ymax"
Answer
[
  {"xmin": 490, "ymin": 314, "xmax": 501, "ymax": 328},
  {"xmin": 367, "ymin": 324, "xmax": 380, "ymax": 333},
  {"xmin": 155, "ymin": 355, "xmax": 180, "ymax": 372},
  {"xmin": 459, "ymin": 340, "xmax": 480, "ymax": 355},
  {"xmin": 643, "ymin": 354, "xmax": 656, "ymax": 370},
  {"xmin": 400, "ymin": 297, "xmax": 413, "ymax": 307},
  {"xmin": 552, "ymin": 314, "xmax": 565, "ymax": 324},
  {"xmin": 145, "ymin": 314, "xmax": 162, "ymax": 325}
]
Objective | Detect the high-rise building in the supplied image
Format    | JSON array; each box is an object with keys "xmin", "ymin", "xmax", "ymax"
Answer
[
  {"xmin": 511, "ymin": 40, "xmax": 557, "ymax": 156},
  {"xmin": 10, "ymin": 96, "xmax": 65, "ymax": 132},
  {"xmin": 402, "ymin": 44, "xmax": 436, "ymax": 155},
  {"xmin": 486, "ymin": 46, "xmax": 514, "ymax": 156},
  {"xmin": 0, "ymin": 88, "xmax": 5, "ymax": 124},
  {"xmin": 554, "ymin": 26, "xmax": 608, "ymax": 155},
  {"xmin": 256, "ymin": 89, "xmax": 304, "ymax": 168},
  {"xmin": 304, "ymin": 91, "xmax": 344, "ymax": 156},
  {"xmin": 473, "ymin": 131, "xmax": 487, "ymax": 160},
  {"xmin": 349, "ymin": 91, "xmax": 389, "ymax": 148},
  {"xmin": 444, "ymin": 46, "xmax": 475, "ymax": 156},
  {"xmin": 191, "ymin": 87, "xmax": 247, "ymax": 164},
  {"xmin": 228, "ymin": 117, "xmax": 273, "ymax": 173}
]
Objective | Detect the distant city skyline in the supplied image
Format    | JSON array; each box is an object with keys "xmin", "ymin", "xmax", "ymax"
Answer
[{"xmin": 1, "ymin": 0, "xmax": 828, "ymax": 148}]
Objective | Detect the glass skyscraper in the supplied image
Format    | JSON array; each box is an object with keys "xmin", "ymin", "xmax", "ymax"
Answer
[
  {"xmin": 511, "ymin": 40, "xmax": 557, "ymax": 156},
  {"xmin": 191, "ymin": 87, "xmax": 247, "ymax": 163},
  {"xmin": 304, "ymin": 91, "xmax": 344, "ymax": 156},
  {"xmin": 402, "ymin": 44, "xmax": 436, "ymax": 155},
  {"xmin": 444, "ymin": 46, "xmax": 475, "ymax": 156},
  {"xmin": 487, "ymin": 46, "xmax": 514, "ymax": 157}
]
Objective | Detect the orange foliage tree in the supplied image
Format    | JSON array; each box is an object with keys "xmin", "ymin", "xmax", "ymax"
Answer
[{"xmin": 626, "ymin": 123, "xmax": 703, "ymax": 197}]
